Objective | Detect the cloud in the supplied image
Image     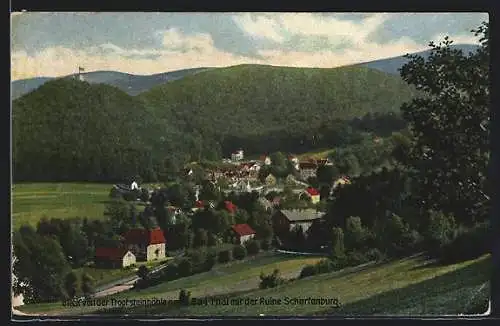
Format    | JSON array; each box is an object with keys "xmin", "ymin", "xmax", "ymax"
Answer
[
  {"xmin": 11, "ymin": 13, "xmax": 486, "ymax": 80},
  {"xmin": 11, "ymin": 29, "xmax": 266, "ymax": 80},
  {"xmin": 232, "ymin": 13, "xmax": 389, "ymax": 47}
]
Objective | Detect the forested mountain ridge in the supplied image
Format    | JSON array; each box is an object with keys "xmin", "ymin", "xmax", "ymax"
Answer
[
  {"xmin": 13, "ymin": 64, "xmax": 418, "ymax": 182},
  {"xmin": 138, "ymin": 64, "xmax": 418, "ymax": 155}
]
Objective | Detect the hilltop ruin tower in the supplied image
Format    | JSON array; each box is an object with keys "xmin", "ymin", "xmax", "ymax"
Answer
[{"xmin": 77, "ymin": 66, "xmax": 85, "ymax": 81}]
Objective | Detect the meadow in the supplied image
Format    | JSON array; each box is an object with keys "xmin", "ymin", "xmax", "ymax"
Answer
[
  {"xmin": 129, "ymin": 254, "xmax": 491, "ymax": 316},
  {"xmin": 11, "ymin": 183, "xmax": 113, "ymax": 229},
  {"xmin": 17, "ymin": 253, "xmax": 491, "ymax": 316}
]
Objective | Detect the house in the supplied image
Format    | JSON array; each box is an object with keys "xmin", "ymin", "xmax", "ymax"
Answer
[
  {"xmin": 298, "ymin": 162, "xmax": 318, "ymax": 181},
  {"xmin": 192, "ymin": 200, "xmax": 205, "ymax": 212},
  {"xmin": 223, "ymin": 201, "xmax": 238, "ymax": 214},
  {"xmin": 332, "ymin": 176, "xmax": 351, "ymax": 190},
  {"xmin": 302, "ymin": 187, "xmax": 321, "ymax": 204},
  {"xmin": 231, "ymin": 149, "xmax": 244, "ymax": 161},
  {"xmin": 258, "ymin": 197, "xmax": 274, "ymax": 213},
  {"xmin": 265, "ymin": 174, "xmax": 277, "ymax": 186},
  {"xmin": 317, "ymin": 158, "xmax": 333, "ymax": 166},
  {"xmin": 289, "ymin": 155, "xmax": 300, "ymax": 170},
  {"xmin": 228, "ymin": 224, "xmax": 256, "ymax": 244},
  {"xmin": 260, "ymin": 155, "xmax": 272, "ymax": 165},
  {"xmin": 123, "ymin": 228, "xmax": 166, "ymax": 261},
  {"xmin": 130, "ymin": 181, "xmax": 140, "ymax": 190},
  {"xmin": 94, "ymin": 247, "xmax": 136, "ymax": 268},
  {"xmin": 272, "ymin": 209, "xmax": 323, "ymax": 237}
]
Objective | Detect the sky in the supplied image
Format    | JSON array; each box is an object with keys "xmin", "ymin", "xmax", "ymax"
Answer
[{"xmin": 11, "ymin": 12, "xmax": 488, "ymax": 81}]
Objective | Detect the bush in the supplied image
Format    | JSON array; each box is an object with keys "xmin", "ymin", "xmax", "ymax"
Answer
[
  {"xmin": 161, "ymin": 263, "xmax": 179, "ymax": 281},
  {"xmin": 440, "ymin": 222, "xmax": 489, "ymax": 264},
  {"xmin": 245, "ymin": 240, "xmax": 261, "ymax": 255},
  {"xmin": 260, "ymin": 239, "xmax": 271, "ymax": 251},
  {"xmin": 259, "ymin": 269, "xmax": 285, "ymax": 289},
  {"xmin": 345, "ymin": 251, "xmax": 370, "ymax": 266},
  {"xmin": 299, "ymin": 265, "xmax": 317, "ymax": 279},
  {"xmin": 179, "ymin": 289, "xmax": 191, "ymax": 306},
  {"xmin": 178, "ymin": 258, "xmax": 193, "ymax": 277},
  {"xmin": 109, "ymin": 188, "xmax": 122, "ymax": 199},
  {"xmin": 365, "ymin": 248, "xmax": 384, "ymax": 262},
  {"xmin": 187, "ymin": 249, "xmax": 207, "ymax": 273},
  {"xmin": 315, "ymin": 259, "xmax": 336, "ymax": 273},
  {"xmin": 218, "ymin": 250, "xmax": 233, "ymax": 263},
  {"xmin": 233, "ymin": 245, "xmax": 247, "ymax": 260}
]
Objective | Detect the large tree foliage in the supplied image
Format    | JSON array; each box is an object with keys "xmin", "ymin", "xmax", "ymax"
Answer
[{"xmin": 397, "ymin": 22, "xmax": 490, "ymax": 225}]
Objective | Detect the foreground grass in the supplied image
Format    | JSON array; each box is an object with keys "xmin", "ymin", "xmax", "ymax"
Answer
[
  {"xmin": 137, "ymin": 254, "xmax": 490, "ymax": 316},
  {"xmin": 12, "ymin": 183, "xmax": 112, "ymax": 229},
  {"xmin": 17, "ymin": 252, "xmax": 324, "ymax": 315}
]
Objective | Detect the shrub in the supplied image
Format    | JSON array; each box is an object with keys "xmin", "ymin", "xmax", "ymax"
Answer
[
  {"xmin": 260, "ymin": 238, "xmax": 271, "ymax": 251},
  {"xmin": 178, "ymin": 258, "xmax": 193, "ymax": 277},
  {"xmin": 299, "ymin": 265, "xmax": 317, "ymax": 279},
  {"xmin": 315, "ymin": 259, "xmax": 336, "ymax": 273},
  {"xmin": 345, "ymin": 251, "xmax": 370, "ymax": 266},
  {"xmin": 365, "ymin": 248, "xmax": 385, "ymax": 262},
  {"xmin": 161, "ymin": 263, "xmax": 179, "ymax": 281},
  {"xmin": 245, "ymin": 240, "xmax": 260, "ymax": 255},
  {"xmin": 218, "ymin": 249, "xmax": 233, "ymax": 263},
  {"xmin": 179, "ymin": 289, "xmax": 191, "ymax": 306},
  {"xmin": 440, "ymin": 222, "xmax": 489, "ymax": 264},
  {"xmin": 233, "ymin": 245, "xmax": 247, "ymax": 260},
  {"xmin": 205, "ymin": 253, "xmax": 216, "ymax": 271},
  {"xmin": 259, "ymin": 269, "xmax": 285, "ymax": 289},
  {"xmin": 187, "ymin": 249, "xmax": 207, "ymax": 273}
]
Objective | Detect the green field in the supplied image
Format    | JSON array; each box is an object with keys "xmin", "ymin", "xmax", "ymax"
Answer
[
  {"xmin": 11, "ymin": 182, "xmax": 156, "ymax": 229},
  {"xmin": 121, "ymin": 254, "xmax": 490, "ymax": 316},
  {"xmin": 11, "ymin": 183, "xmax": 112, "ymax": 229}
]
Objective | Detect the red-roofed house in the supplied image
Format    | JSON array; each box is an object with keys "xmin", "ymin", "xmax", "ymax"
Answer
[
  {"xmin": 95, "ymin": 247, "xmax": 136, "ymax": 268},
  {"xmin": 192, "ymin": 200, "xmax": 205, "ymax": 212},
  {"xmin": 122, "ymin": 227, "xmax": 166, "ymax": 261},
  {"xmin": 223, "ymin": 201, "xmax": 238, "ymax": 214},
  {"xmin": 228, "ymin": 224, "xmax": 256, "ymax": 244},
  {"xmin": 302, "ymin": 187, "xmax": 321, "ymax": 204}
]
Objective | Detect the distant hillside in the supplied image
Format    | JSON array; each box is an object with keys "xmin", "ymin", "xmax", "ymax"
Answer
[
  {"xmin": 13, "ymin": 64, "xmax": 418, "ymax": 181},
  {"xmin": 11, "ymin": 67, "xmax": 211, "ymax": 99},
  {"xmin": 12, "ymin": 78, "xmax": 199, "ymax": 182},
  {"xmin": 357, "ymin": 44, "xmax": 479, "ymax": 75},
  {"xmin": 139, "ymin": 64, "xmax": 418, "ymax": 155}
]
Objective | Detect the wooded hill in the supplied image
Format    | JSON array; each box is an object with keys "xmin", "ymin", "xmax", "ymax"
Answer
[{"xmin": 13, "ymin": 64, "xmax": 418, "ymax": 182}]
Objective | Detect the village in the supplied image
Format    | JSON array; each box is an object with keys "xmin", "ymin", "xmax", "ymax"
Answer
[{"xmin": 95, "ymin": 149, "xmax": 350, "ymax": 273}]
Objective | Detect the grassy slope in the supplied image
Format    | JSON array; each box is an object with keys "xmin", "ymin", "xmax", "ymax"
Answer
[
  {"xmin": 140, "ymin": 254, "xmax": 490, "ymax": 316},
  {"xmin": 18, "ymin": 253, "xmax": 324, "ymax": 314},
  {"xmin": 139, "ymin": 64, "xmax": 418, "ymax": 136}
]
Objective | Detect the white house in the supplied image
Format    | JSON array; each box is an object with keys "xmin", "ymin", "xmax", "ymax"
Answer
[
  {"xmin": 123, "ymin": 228, "xmax": 166, "ymax": 261},
  {"xmin": 231, "ymin": 149, "xmax": 244, "ymax": 161},
  {"xmin": 94, "ymin": 248, "xmax": 137, "ymax": 268},
  {"xmin": 229, "ymin": 224, "xmax": 256, "ymax": 245},
  {"xmin": 130, "ymin": 181, "xmax": 139, "ymax": 190}
]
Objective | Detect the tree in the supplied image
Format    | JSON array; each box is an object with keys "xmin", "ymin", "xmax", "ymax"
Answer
[
  {"xmin": 245, "ymin": 239, "xmax": 261, "ymax": 255},
  {"xmin": 397, "ymin": 22, "xmax": 490, "ymax": 225},
  {"xmin": 233, "ymin": 245, "xmax": 247, "ymax": 260},
  {"xmin": 137, "ymin": 265, "xmax": 150, "ymax": 280},
  {"xmin": 193, "ymin": 229, "xmax": 208, "ymax": 248},
  {"xmin": 331, "ymin": 227, "xmax": 345, "ymax": 259},
  {"xmin": 13, "ymin": 231, "xmax": 71, "ymax": 303},
  {"xmin": 64, "ymin": 271, "xmax": 79, "ymax": 299},
  {"xmin": 81, "ymin": 273, "xmax": 95, "ymax": 298},
  {"xmin": 344, "ymin": 216, "xmax": 367, "ymax": 250}
]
